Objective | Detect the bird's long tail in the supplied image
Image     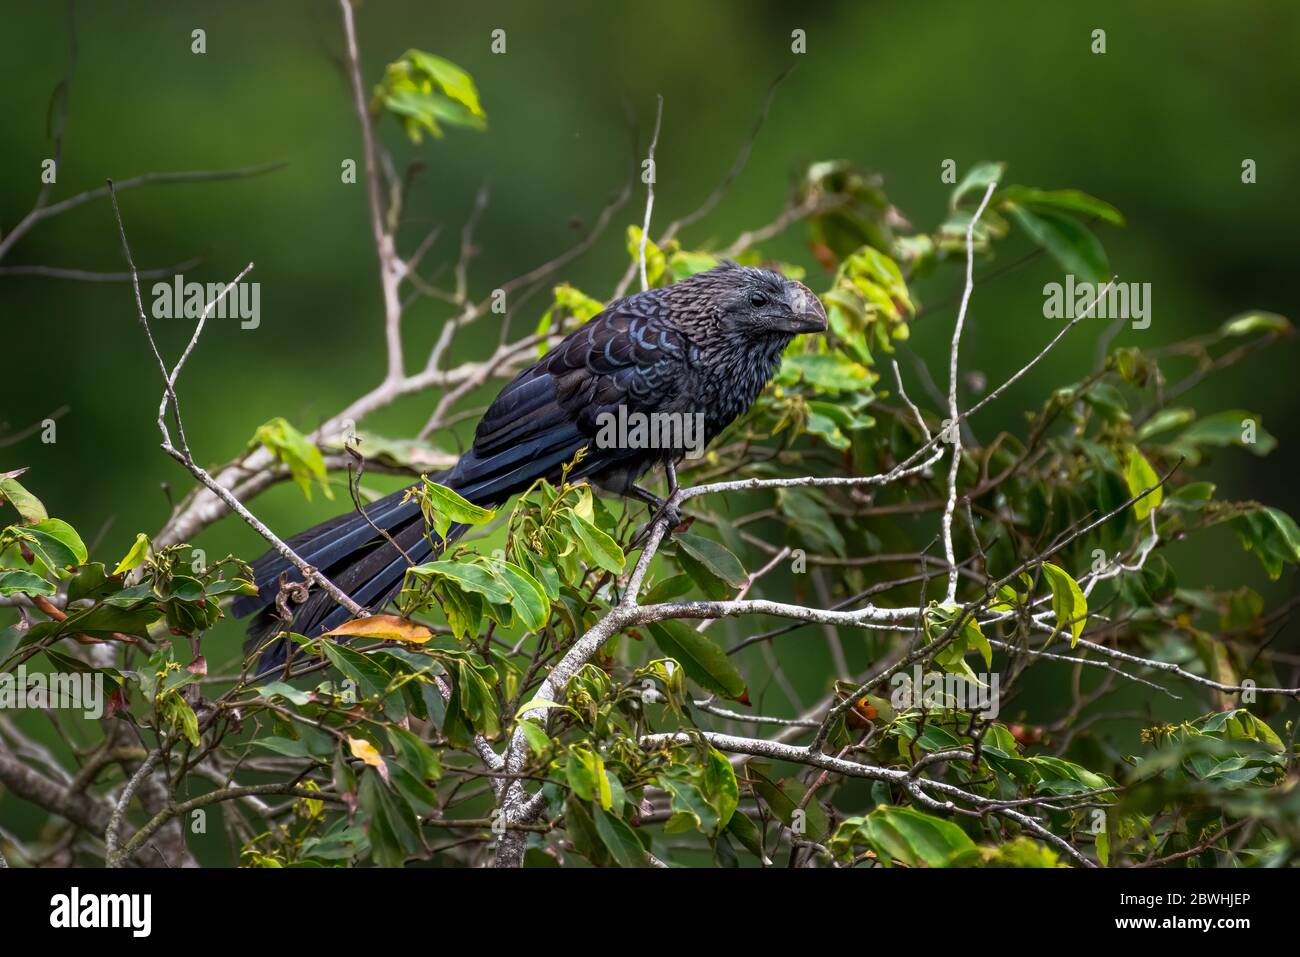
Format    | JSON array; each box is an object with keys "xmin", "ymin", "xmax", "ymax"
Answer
[{"xmin": 232, "ymin": 473, "xmax": 466, "ymax": 677}]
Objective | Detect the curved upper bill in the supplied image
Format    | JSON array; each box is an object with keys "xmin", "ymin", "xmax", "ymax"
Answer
[{"xmin": 782, "ymin": 281, "xmax": 829, "ymax": 334}]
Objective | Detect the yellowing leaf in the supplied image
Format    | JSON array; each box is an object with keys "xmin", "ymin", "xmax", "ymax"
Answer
[
  {"xmin": 1123, "ymin": 446, "xmax": 1163, "ymax": 520},
  {"xmin": 373, "ymin": 50, "xmax": 487, "ymax": 144},
  {"xmin": 348, "ymin": 736, "xmax": 388, "ymax": 781},
  {"xmin": 253, "ymin": 417, "xmax": 332, "ymax": 501},
  {"xmin": 113, "ymin": 532, "xmax": 151, "ymax": 575},
  {"xmin": 323, "ymin": 614, "xmax": 434, "ymax": 644},
  {"xmin": 1041, "ymin": 562, "xmax": 1088, "ymax": 647},
  {"xmin": 295, "ymin": 781, "xmax": 324, "ymax": 820}
]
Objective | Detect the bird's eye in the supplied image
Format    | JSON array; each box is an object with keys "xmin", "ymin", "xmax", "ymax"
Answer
[{"xmin": 749, "ymin": 291, "xmax": 769, "ymax": 307}]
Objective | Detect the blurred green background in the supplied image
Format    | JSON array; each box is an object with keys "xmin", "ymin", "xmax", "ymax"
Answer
[{"xmin": 3, "ymin": 1, "xmax": 1297, "ymax": 669}]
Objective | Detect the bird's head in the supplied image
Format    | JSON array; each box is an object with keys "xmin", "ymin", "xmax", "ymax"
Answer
[{"xmin": 713, "ymin": 262, "xmax": 828, "ymax": 338}]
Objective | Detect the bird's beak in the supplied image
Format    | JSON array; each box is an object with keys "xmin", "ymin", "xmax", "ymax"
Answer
[{"xmin": 781, "ymin": 281, "xmax": 829, "ymax": 334}]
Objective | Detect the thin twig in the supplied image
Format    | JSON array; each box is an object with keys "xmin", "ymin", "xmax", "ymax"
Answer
[
  {"xmin": 942, "ymin": 180, "xmax": 997, "ymax": 603},
  {"xmin": 638, "ymin": 95, "xmax": 664, "ymax": 292}
]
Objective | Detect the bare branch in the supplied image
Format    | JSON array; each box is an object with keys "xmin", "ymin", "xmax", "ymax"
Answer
[
  {"xmin": 338, "ymin": 0, "xmax": 404, "ymax": 382},
  {"xmin": 108, "ymin": 180, "xmax": 363, "ymax": 620},
  {"xmin": 0, "ymin": 162, "xmax": 285, "ymax": 264},
  {"xmin": 640, "ymin": 731, "xmax": 1095, "ymax": 868},
  {"xmin": 942, "ymin": 180, "xmax": 997, "ymax": 603},
  {"xmin": 637, "ymin": 95, "xmax": 664, "ymax": 292}
]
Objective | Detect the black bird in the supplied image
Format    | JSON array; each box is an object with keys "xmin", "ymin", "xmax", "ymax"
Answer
[{"xmin": 234, "ymin": 262, "xmax": 828, "ymax": 673}]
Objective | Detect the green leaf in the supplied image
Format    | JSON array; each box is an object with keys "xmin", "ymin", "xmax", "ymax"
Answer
[
  {"xmin": 669, "ymin": 249, "xmax": 719, "ymax": 281},
  {"xmin": 0, "ymin": 627, "xmax": 19, "ymax": 662},
  {"xmin": 518, "ymin": 719, "xmax": 550, "ymax": 757},
  {"xmin": 318, "ymin": 640, "xmax": 395, "ymax": 701},
  {"xmin": 0, "ymin": 472, "xmax": 47, "ymax": 523},
  {"xmin": 300, "ymin": 824, "xmax": 367, "ymax": 862},
  {"xmin": 161, "ymin": 694, "xmax": 201, "ymax": 747},
  {"xmin": 802, "ymin": 406, "xmax": 849, "ymax": 451},
  {"xmin": 21, "ymin": 601, "xmax": 159, "ymax": 646},
  {"xmin": 566, "ymin": 746, "xmax": 613, "ymax": 809},
  {"xmin": 21, "ymin": 519, "xmax": 88, "ymax": 572},
  {"xmin": 822, "ymin": 244, "xmax": 914, "ymax": 355},
  {"xmin": 1177, "ymin": 411, "xmax": 1276, "ymax": 457},
  {"xmin": 924, "ymin": 604, "xmax": 992, "ymax": 677},
  {"xmin": 1201, "ymin": 709, "xmax": 1285, "ymax": 755},
  {"xmin": 322, "ymin": 430, "xmax": 455, "ymax": 473},
  {"xmin": 482, "ymin": 558, "xmax": 550, "ymax": 632},
  {"xmin": 779, "ymin": 353, "xmax": 876, "ymax": 392},
  {"xmin": 645, "ymin": 620, "xmax": 747, "ymax": 701},
  {"xmin": 950, "ymin": 160, "xmax": 1006, "ymax": 209},
  {"xmin": 407, "ymin": 51, "xmax": 485, "ymax": 119},
  {"xmin": 417, "ymin": 480, "xmax": 494, "ymax": 539},
  {"xmin": 1136, "ymin": 407, "xmax": 1194, "ymax": 442},
  {"xmin": 658, "ymin": 748, "xmax": 738, "ymax": 837},
  {"xmin": 450, "ymin": 656, "xmax": 501, "ymax": 738},
  {"xmin": 591, "ymin": 804, "xmax": 645, "ymax": 867},
  {"xmin": 253, "ymin": 417, "xmax": 331, "ymax": 501},
  {"xmin": 252, "ymin": 736, "xmax": 328, "ymax": 759},
  {"xmin": 386, "ymin": 725, "xmax": 443, "ymax": 784},
  {"xmin": 1040, "ymin": 562, "xmax": 1088, "ymax": 647},
  {"xmin": 256, "ymin": 682, "xmax": 313, "ymax": 706},
  {"xmin": 1122, "ymin": 446, "xmax": 1163, "ymax": 520},
  {"xmin": 674, "ymin": 532, "xmax": 747, "ymax": 588},
  {"xmin": 1007, "ymin": 205, "xmax": 1108, "ymax": 284},
  {"xmin": 1028, "ymin": 755, "xmax": 1111, "ymax": 794},
  {"xmin": 659, "ymin": 766, "xmax": 718, "ymax": 835},
  {"xmin": 643, "ymin": 573, "xmax": 693, "ymax": 604},
  {"xmin": 705, "ymin": 747, "xmax": 740, "ymax": 832},
  {"xmin": 977, "ymin": 836, "xmax": 1067, "ymax": 868},
  {"xmin": 746, "ymin": 765, "xmax": 830, "ymax": 841},
  {"xmin": 724, "ymin": 811, "xmax": 767, "ymax": 862},
  {"xmin": 1219, "ymin": 311, "xmax": 1291, "ymax": 339},
  {"xmin": 777, "ymin": 487, "xmax": 847, "ymax": 557},
  {"xmin": 408, "ymin": 559, "xmax": 513, "ymax": 605},
  {"xmin": 112, "ymin": 533, "xmax": 151, "ymax": 575},
  {"xmin": 1230, "ymin": 507, "xmax": 1300, "ymax": 580},
  {"xmin": 358, "ymin": 771, "xmax": 424, "ymax": 865},
  {"xmin": 0, "ymin": 569, "xmax": 55, "ymax": 597},
  {"xmin": 43, "ymin": 649, "xmax": 124, "ymax": 686},
  {"xmin": 995, "ymin": 186, "xmax": 1124, "ymax": 226},
  {"xmin": 515, "ymin": 696, "xmax": 570, "ymax": 717},
  {"xmin": 830, "ymin": 805, "xmax": 976, "ymax": 867},
  {"xmin": 674, "ymin": 549, "xmax": 732, "ymax": 601},
  {"xmin": 564, "ymin": 796, "xmax": 609, "ymax": 866},
  {"xmin": 374, "ymin": 50, "xmax": 486, "ymax": 144},
  {"xmin": 567, "ymin": 512, "xmax": 625, "ymax": 574}
]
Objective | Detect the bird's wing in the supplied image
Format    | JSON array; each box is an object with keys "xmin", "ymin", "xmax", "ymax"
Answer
[{"xmin": 446, "ymin": 302, "xmax": 691, "ymax": 502}]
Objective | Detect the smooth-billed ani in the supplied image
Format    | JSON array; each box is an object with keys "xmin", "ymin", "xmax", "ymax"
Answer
[{"xmin": 234, "ymin": 261, "xmax": 827, "ymax": 673}]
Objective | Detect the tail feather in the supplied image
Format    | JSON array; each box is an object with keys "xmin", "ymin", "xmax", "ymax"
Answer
[
  {"xmin": 232, "ymin": 484, "xmax": 430, "ymax": 618},
  {"xmin": 236, "ymin": 480, "xmax": 463, "ymax": 677},
  {"xmin": 237, "ymin": 431, "xmax": 587, "ymax": 678}
]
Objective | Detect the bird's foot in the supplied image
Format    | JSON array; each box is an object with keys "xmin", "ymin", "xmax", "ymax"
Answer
[
  {"xmin": 630, "ymin": 501, "xmax": 689, "ymax": 550},
  {"xmin": 654, "ymin": 500, "xmax": 684, "ymax": 532},
  {"xmin": 626, "ymin": 470, "xmax": 689, "ymax": 547}
]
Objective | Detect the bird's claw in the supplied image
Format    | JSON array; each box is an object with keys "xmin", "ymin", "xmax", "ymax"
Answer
[
  {"xmin": 655, "ymin": 502, "xmax": 684, "ymax": 531},
  {"xmin": 630, "ymin": 501, "xmax": 687, "ymax": 550}
]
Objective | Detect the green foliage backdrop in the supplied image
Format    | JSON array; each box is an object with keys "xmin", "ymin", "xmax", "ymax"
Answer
[{"xmin": 1, "ymin": 1, "xmax": 1298, "ymax": 869}]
